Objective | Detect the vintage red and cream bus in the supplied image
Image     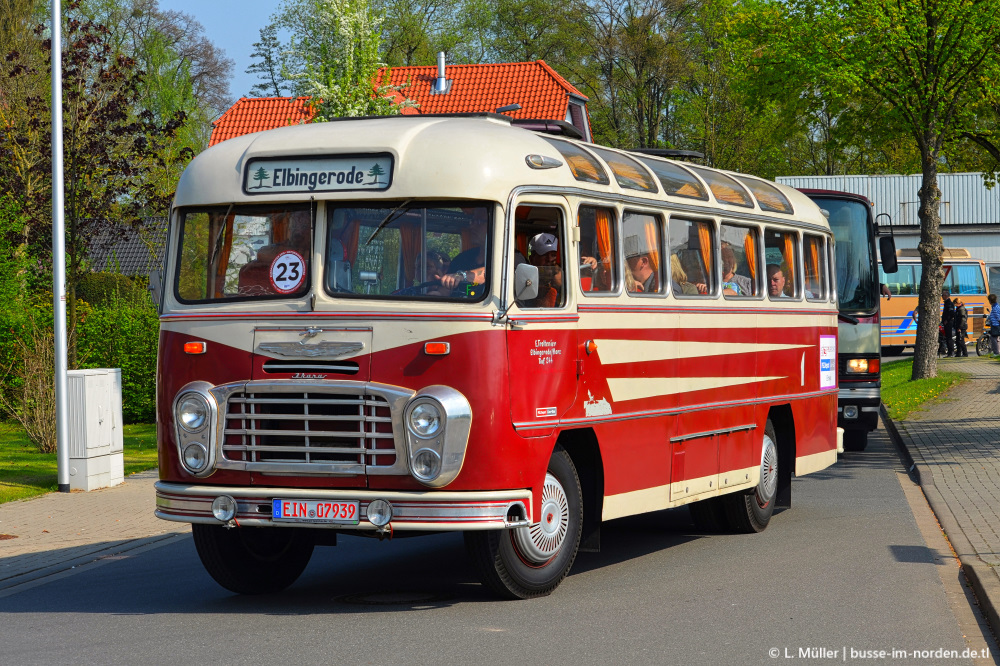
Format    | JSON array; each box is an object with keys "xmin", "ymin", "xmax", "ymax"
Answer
[{"xmin": 154, "ymin": 114, "xmax": 841, "ymax": 599}]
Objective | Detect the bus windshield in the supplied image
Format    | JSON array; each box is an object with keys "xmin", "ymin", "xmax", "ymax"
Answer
[
  {"xmin": 326, "ymin": 202, "xmax": 492, "ymax": 302},
  {"xmin": 824, "ymin": 199, "xmax": 877, "ymax": 313}
]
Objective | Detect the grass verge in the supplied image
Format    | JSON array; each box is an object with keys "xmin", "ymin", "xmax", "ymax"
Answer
[
  {"xmin": 0, "ymin": 423, "xmax": 157, "ymax": 505},
  {"xmin": 881, "ymin": 358, "xmax": 965, "ymax": 420}
]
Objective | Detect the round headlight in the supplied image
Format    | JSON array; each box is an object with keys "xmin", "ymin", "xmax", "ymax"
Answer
[
  {"xmin": 366, "ymin": 499, "xmax": 393, "ymax": 527},
  {"xmin": 212, "ymin": 495, "xmax": 237, "ymax": 522},
  {"xmin": 183, "ymin": 442, "xmax": 208, "ymax": 472},
  {"xmin": 178, "ymin": 394, "xmax": 209, "ymax": 432},
  {"xmin": 411, "ymin": 447, "xmax": 442, "ymax": 480},
  {"xmin": 408, "ymin": 401, "xmax": 442, "ymax": 438}
]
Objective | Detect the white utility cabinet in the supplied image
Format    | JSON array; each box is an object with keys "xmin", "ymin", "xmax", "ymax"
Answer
[{"xmin": 67, "ymin": 368, "xmax": 124, "ymax": 491}]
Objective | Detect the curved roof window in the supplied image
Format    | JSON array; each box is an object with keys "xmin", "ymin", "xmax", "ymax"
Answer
[
  {"xmin": 588, "ymin": 147, "xmax": 658, "ymax": 193},
  {"xmin": 735, "ymin": 176, "xmax": 794, "ymax": 214},
  {"xmin": 689, "ymin": 167, "xmax": 754, "ymax": 208},
  {"xmin": 636, "ymin": 157, "xmax": 709, "ymax": 201},
  {"xmin": 543, "ymin": 138, "xmax": 610, "ymax": 185}
]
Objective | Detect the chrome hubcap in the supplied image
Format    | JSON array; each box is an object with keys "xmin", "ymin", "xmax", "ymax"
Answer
[
  {"xmin": 512, "ymin": 472, "xmax": 569, "ymax": 564},
  {"xmin": 757, "ymin": 435, "xmax": 778, "ymax": 507}
]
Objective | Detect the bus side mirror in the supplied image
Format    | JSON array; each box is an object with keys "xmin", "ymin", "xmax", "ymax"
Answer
[
  {"xmin": 514, "ymin": 263, "xmax": 539, "ymax": 302},
  {"xmin": 879, "ymin": 236, "xmax": 898, "ymax": 273},
  {"xmin": 148, "ymin": 269, "xmax": 163, "ymax": 314}
]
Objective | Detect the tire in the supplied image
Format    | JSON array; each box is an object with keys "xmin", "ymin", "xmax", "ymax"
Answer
[
  {"xmin": 881, "ymin": 345, "xmax": 904, "ymax": 357},
  {"xmin": 843, "ymin": 429, "xmax": 868, "ymax": 452},
  {"xmin": 465, "ymin": 446, "xmax": 583, "ymax": 599},
  {"xmin": 192, "ymin": 524, "xmax": 315, "ymax": 595},
  {"xmin": 689, "ymin": 496, "xmax": 728, "ymax": 532},
  {"xmin": 976, "ymin": 335, "xmax": 990, "ymax": 357},
  {"xmin": 720, "ymin": 419, "xmax": 778, "ymax": 534}
]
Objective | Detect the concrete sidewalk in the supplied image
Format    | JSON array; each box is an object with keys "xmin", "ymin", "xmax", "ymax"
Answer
[
  {"xmin": 882, "ymin": 355, "xmax": 1000, "ymax": 639},
  {"xmin": 0, "ymin": 470, "xmax": 188, "ymax": 594}
]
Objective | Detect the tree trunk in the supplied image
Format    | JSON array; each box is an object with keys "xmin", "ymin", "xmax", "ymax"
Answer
[{"xmin": 911, "ymin": 143, "xmax": 944, "ymax": 380}]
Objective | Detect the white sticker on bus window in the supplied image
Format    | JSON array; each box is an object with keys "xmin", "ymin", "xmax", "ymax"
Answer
[
  {"xmin": 269, "ymin": 250, "xmax": 306, "ymax": 294},
  {"xmin": 819, "ymin": 335, "xmax": 836, "ymax": 389}
]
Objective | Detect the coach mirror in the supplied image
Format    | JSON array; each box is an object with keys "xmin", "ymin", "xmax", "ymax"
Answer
[
  {"xmin": 514, "ymin": 262, "xmax": 539, "ymax": 303},
  {"xmin": 879, "ymin": 236, "xmax": 898, "ymax": 274}
]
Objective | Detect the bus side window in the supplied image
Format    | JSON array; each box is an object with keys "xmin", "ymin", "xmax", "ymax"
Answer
[
  {"xmin": 668, "ymin": 218, "xmax": 715, "ymax": 297},
  {"xmin": 516, "ymin": 205, "xmax": 567, "ymax": 309},
  {"xmin": 763, "ymin": 227, "xmax": 799, "ymax": 299},
  {"xmin": 622, "ymin": 211, "xmax": 663, "ymax": 295},
  {"xmin": 720, "ymin": 223, "xmax": 759, "ymax": 298},
  {"xmin": 578, "ymin": 206, "xmax": 618, "ymax": 294},
  {"xmin": 803, "ymin": 234, "xmax": 827, "ymax": 300}
]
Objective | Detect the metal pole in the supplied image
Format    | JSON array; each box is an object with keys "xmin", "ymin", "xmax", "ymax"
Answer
[{"xmin": 51, "ymin": 0, "xmax": 70, "ymax": 493}]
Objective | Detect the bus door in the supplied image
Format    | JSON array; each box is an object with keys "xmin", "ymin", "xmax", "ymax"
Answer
[{"xmin": 506, "ymin": 201, "xmax": 579, "ymax": 436}]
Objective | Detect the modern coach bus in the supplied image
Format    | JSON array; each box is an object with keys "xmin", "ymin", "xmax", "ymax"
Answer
[
  {"xmin": 796, "ymin": 190, "xmax": 895, "ymax": 452},
  {"xmin": 878, "ymin": 248, "xmax": 990, "ymax": 354},
  {"xmin": 154, "ymin": 115, "xmax": 841, "ymax": 599}
]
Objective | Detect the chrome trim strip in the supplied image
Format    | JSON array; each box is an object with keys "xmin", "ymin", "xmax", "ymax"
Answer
[
  {"xmin": 670, "ymin": 423, "xmax": 757, "ymax": 443},
  {"xmin": 838, "ymin": 387, "xmax": 880, "ymax": 400}
]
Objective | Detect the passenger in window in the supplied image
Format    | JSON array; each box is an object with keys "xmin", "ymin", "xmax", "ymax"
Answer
[
  {"xmin": 721, "ymin": 245, "xmax": 752, "ymax": 296},
  {"xmin": 528, "ymin": 233, "xmax": 564, "ymax": 308},
  {"xmin": 670, "ymin": 255, "xmax": 699, "ymax": 295},
  {"xmin": 626, "ymin": 250, "xmax": 659, "ymax": 293},
  {"xmin": 767, "ymin": 264, "xmax": 790, "ymax": 298}
]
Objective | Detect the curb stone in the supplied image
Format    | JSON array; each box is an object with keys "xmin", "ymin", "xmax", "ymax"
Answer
[{"xmin": 880, "ymin": 404, "xmax": 1000, "ymax": 640}]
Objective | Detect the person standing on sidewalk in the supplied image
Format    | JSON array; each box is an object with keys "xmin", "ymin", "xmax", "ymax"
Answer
[
  {"xmin": 988, "ymin": 293, "xmax": 1000, "ymax": 355},
  {"xmin": 940, "ymin": 289, "xmax": 956, "ymax": 357},
  {"xmin": 953, "ymin": 296, "xmax": 969, "ymax": 357}
]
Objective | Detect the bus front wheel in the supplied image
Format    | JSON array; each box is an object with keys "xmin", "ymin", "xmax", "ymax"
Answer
[
  {"xmin": 465, "ymin": 446, "xmax": 583, "ymax": 599},
  {"xmin": 192, "ymin": 524, "xmax": 315, "ymax": 595},
  {"xmin": 721, "ymin": 420, "xmax": 778, "ymax": 533}
]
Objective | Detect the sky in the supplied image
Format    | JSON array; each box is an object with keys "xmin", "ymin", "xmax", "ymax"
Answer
[{"xmin": 156, "ymin": 0, "xmax": 281, "ymax": 103}]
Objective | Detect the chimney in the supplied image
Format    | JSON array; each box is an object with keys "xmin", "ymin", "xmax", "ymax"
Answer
[{"xmin": 432, "ymin": 52, "xmax": 452, "ymax": 95}]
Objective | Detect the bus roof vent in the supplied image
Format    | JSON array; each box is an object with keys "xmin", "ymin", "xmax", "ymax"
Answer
[
  {"xmin": 511, "ymin": 118, "xmax": 584, "ymax": 140},
  {"xmin": 629, "ymin": 148, "xmax": 704, "ymax": 162}
]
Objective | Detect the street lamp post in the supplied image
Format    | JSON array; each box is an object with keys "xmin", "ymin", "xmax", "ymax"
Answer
[{"xmin": 51, "ymin": 0, "xmax": 70, "ymax": 493}]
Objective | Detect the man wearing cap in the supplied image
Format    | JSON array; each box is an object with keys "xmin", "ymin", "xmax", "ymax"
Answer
[
  {"xmin": 528, "ymin": 232, "xmax": 563, "ymax": 308},
  {"xmin": 626, "ymin": 249, "xmax": 658, "ymax": 293}
]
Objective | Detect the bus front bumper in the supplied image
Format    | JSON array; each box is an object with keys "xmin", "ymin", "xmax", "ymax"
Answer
[
  {"xmin": 838, "ymin": 386, "xmax": 880, "ymax": 433},
  {"xmin": 155, "ymin": 482, "xmax": 532, "ymax": 532}
]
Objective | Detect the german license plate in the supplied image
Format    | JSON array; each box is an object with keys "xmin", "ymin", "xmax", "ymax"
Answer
[{"xmin": 272, "ymin": 499, "xmax": 360, "ymax": 524}]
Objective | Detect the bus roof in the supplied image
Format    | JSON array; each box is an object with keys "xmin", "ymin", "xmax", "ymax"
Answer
[
  {"xmin": 175, "ymin": 115, "xmax": 828, "ymax": 229},
  {"xmin": 795, "ymin": 188, "xmax": 874, "ymax": 207}
]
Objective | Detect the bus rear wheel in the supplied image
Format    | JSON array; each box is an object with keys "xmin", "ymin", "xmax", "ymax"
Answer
[
  {"xmin": 192, "ymin": 524, "xmax": 315, "ymax": 595},
  {"xmin": 465, "ymin": 446, "xmax": 583, "ymax": 599},
  {"xmin": 721, "ymin": 420, "xmax": 778, "ymax": 533},
  {"xmin": 882, "ymin": 345, "xmax": 904, "ymax": 357},
  {"xmin": 843, "ymin": 429, "xmax": 868, "ymax": 452}
]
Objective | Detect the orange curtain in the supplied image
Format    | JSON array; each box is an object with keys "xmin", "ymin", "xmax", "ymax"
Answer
[
  {"xmin": 743, "ymin": 231, "xmax": 757, "ymax": 283},
  {"xmin": 783, "ymin": 233, "xmax": 796, "ymax": 286},
  {"xmin": 809, "ymin": 238, "xmax": 820, "ymax": 288},
  {"xmin": 643, "ymin": 219, "xmax": 660, "ymax": 273},
  {"xmin": 460, "ymin": 228, "xmax": 473, "ymax": 252},
  {"xmin": 400, "ymin": 221, "xmax": 421, "ymax": 285},
  {"xmin": 697, "ymin": 222, "xmax": 712, "ymax": 279},
  {"xmin": 341, "ymin": 220, "xmax": 360, "ymax": 264},
  {"xmin": 516, "ymin": 233, "xmax": 528, "ymax": 260},
  {"xmin": 594, "ymin": 209, "xmax": 613, "ymax": 291},
  {"xmin": 272, "ymin": 212, "xmax": 289, "ymax": 244}
]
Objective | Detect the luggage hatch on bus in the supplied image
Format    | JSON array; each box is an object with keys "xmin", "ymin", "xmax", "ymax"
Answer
[{"xmin": 251, "ymin": 326, "xmax": 373, "ymax": 381}]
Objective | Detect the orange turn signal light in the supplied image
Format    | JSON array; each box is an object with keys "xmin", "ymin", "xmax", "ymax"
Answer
[
  {"xmin": 584, "ymin": 340, "xmax": 598, "ymax": 355},
  {"xmin": 424, "ymin": 342, "xmax": 450, "ymax": 356},
  {"xmin": 184, "ymin": 341, "xmax": 207, "ymax": 354}
]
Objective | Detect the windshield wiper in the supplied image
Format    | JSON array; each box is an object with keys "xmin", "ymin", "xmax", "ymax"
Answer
[
  {"xmin": 838, "ymin": 313, "xmax": 860, "ymax": 325},
  {"xmin": 365, "ymin": 199, "xmax": 414, "ymax": 246}
]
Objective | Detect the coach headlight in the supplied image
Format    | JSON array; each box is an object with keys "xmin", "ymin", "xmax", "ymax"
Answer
[
  {"xmin": 173, "ymin": 382, "xmax": 218, "ymax": 477},
  {"xmin": 403, "ymin": 387, "xmax": 472, "ymax": 488}
]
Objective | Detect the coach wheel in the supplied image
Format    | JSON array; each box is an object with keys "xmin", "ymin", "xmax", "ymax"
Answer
[
  {"xmin": 976, "ymin": 335, "xmax": 991, "ymax": 357},
  {"xmin": 192, "ymin": 524, "xmax": 315, "ymax": 595},
  {"xmin": 464, "ymin": 446, "xmax": 583, "ymax": 599},
  {"xmin": 722, "ymin": 420, "xmax": 778, "ymax": 534},
  {"xmin": 843, "ymin": 429, "xmax": 868, "ymax": 452}
]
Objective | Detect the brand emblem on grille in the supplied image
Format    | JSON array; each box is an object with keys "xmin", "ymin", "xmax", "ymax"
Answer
[
  {"xmin": 257, "ymin": 341, "xmax": 365, "ymax": 358},
  {"xmin": 291, "ymin": 373, "xmax": 327, "ymax": 379}
]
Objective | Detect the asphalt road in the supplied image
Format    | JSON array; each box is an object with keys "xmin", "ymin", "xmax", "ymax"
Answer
[{"xmin": 2, "ymin": 428, "xmax": 995, "ymax": 665}]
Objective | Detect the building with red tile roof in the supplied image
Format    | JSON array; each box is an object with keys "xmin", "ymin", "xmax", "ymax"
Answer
[{"xmin": 209, "ymin": 60, "xmax": 590, "ymax": 147}]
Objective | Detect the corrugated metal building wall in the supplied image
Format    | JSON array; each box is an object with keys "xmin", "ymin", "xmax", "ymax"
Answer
[{"xmin": 775, "ymin": 173, "xmax": 1000, "ymax": 270}]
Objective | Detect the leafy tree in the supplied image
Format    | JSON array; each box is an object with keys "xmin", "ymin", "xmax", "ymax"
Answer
[
  {"xmin": 747, "ymin": 0, "xmax": 1000, "ymax": 379},
  {"xmin": 0, "ymin": 5, "xmax": 192, "ymax": 364},
  {"xmin": 374, "ymin": 0, "xmax": 465, "ymax": 66},
  {"xmin": 246, "ymin": 24, "xmax": 289, "ymax": 96},
  {"xmin": 271, "ymin": 0, "xmax": 416, "ymax": 119}
]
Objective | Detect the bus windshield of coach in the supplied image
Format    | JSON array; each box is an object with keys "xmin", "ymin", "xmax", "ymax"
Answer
[
  {"xmin": 175, "ymin": 204, "xmax": 312, "ymax": 303},
  {"xmin": 825, "ymin": 199, "xmax": 877, "ymax": 313},
  {"xmin": 325, "ymin": 202, "xmax": 492, "ymax": 302}
]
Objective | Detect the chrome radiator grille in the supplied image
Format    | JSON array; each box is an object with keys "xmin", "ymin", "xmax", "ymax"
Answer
[{"xmin": 221, "ymin": 391, "xmax": 397, "ymax": 473}]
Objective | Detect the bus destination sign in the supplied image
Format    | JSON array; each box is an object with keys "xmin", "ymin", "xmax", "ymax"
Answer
[{"xmin": 243, "ymin": 155, "xmax": 392, "ymax": 195}]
